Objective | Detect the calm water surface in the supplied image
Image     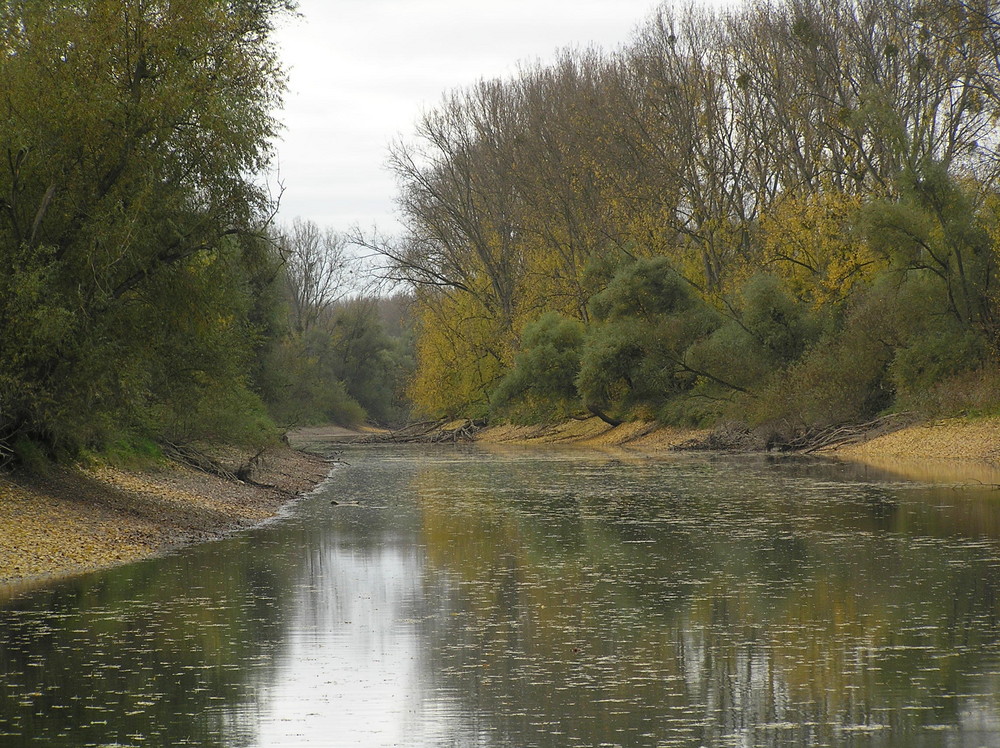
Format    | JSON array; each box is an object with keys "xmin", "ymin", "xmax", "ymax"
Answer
[{"xmin": 2, "ymin": 445, "xmax": 1000, "ymax": 747}]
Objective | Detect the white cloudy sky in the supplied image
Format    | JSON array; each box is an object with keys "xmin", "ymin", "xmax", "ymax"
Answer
[{"xmin": 270, "ymin": 0, "xmax": 666, "ymax": 236}]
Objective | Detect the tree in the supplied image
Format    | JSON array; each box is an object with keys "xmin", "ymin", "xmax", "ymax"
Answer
[
  {"xmin": 491, "ymin": 312, "xmax": 586, "ymax": 422},
  {"xmin": 382, "ymin": 0, "xmax": 1000, "ymax": 428},
  {"xmin": 278, "ymin": 219, "xmax": 353, "ymax": 334},
  {"xmin": 327, "ymin": 296, "xmax": 414, "ymax": 425},
  {"xmin": 0, "ymin": 0, "xmax": 293, "ymax": 456},
  {"xmin": 576, "ymin": 257, "xmax": 723, "ymax": 421},
  {"xmin": 862, "ymin": 164, "xmax": 998, "ymax": 338}
]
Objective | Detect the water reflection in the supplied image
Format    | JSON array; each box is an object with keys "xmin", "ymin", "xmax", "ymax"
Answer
[{"xmin": 0, "ymin": 446, "xmax": 999, "ymax": 746}]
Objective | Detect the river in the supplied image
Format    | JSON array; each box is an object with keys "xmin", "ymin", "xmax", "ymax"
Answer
[{"xmin": 1, "ymin": 444, "xmax": 1000, "ymax": 747}]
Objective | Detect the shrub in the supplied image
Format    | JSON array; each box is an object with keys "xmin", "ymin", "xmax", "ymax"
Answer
[
  {"xmin": 491, "ymin": 312, "xmax": 585, "ymax": 423},
  {"xmin": 577, "ymin": 257, "xmax": 720, "ymax": 420}
]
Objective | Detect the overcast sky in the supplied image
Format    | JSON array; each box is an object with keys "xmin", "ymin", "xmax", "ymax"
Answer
[{"xmin": 270, "ymin": 0, "xmax": 665, "ymax": 236}]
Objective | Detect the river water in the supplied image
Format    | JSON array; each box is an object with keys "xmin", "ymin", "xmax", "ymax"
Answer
[{"xmin": 2, "ymin": 444, "xmax": 1000, "ymax": 747}]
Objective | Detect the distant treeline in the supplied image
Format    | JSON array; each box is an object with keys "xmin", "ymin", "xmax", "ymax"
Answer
[
  {"xmin": 373, "ymin": 0, "xmax": 1000, "ymax": 432},
  {"xmin": 0, "ymin": 1, "xmax": 412, "ymax": 467}
]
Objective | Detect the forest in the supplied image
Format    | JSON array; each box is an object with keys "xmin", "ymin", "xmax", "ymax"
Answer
[
  {"xmin": 0, "ymin": 0, "xmax": 411, "ymax": 468},
  {"xmin": 3, "ymin": 0, "xmax": 1000, "ymax": 469},
  {"xmin": 370, "ymin": 0, "xmax": 1000, "ymax": 439}
]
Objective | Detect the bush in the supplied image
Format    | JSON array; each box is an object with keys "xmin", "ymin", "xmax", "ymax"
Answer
[
  {"xmin": 743, "ymin": 331, "xmax": 891, "ymax": 428},
  {"xmin": 916, "ymin": 367, "xmax": 1000, "ymax": 416},
  {"xmin": 891, "ymin": 329, "xmax": 986, "ymax": 408},
  {"xmin": 262, "ymin": 337, "xmax": 366, "ymax": 429},
  {"xmin": 12, "ymin": 437, "xmax": 52, "ymax": 475},
  {"xmin": 491, "ymin": 312, "xmax": 585, "ymax": 423},
  {"xmin": 577, "ymin": 257, "xmax": 720, "ymax": 420},
  {"xmin": 741, "ymin": 273, "xmax": 818, "ymax": 364}
]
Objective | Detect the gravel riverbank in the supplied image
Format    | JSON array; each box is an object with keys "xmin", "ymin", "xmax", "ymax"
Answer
[
  {"xmin": 2, "ymin": 416, "xmax": 996, "ymax": 596},
  {"xmin": 0, "ymin": 446, "xmax": 330, "ymax": 596}
]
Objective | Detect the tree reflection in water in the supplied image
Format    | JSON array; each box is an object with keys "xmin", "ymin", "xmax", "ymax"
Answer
[{"xmin": 0, "ymin": 446, "xmax": 998, "ymax": 747}]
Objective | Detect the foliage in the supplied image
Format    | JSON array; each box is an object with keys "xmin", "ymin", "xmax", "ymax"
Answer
[
  {"xmin": 407, "ymin": 288, "xmax": 512, "ymax": 419},
  {"xmin": 377, "ymin": 0, "xmax": 1000, "ymax": 429},
  {"xmin": 576, "ymin": 258, "xmax": 721, "ymax": 420},
  {"xmin": 255, "ymin": 218, "xmax": 417, "ymax": 429},
  {"xmin": 880, "ymin": 272, "xmax": 989, "ymax": 412},
  {"xmin": 326, "ymin": 297, "xmax": 415, "ymax": 426},
  {"xmin": 0, "ymin": 0, "xmax": 294, "ymax": 460},
  {"xmin": 740, "ymin": 273, "xmax": 820, "ymax": 365},
  {"xmin": 758, "ymin": 193, "xmax": 879, "ymax": 305},
  {"xmin": 748, "ymin": 329, "xmax": 894, "ymax": 429},
  {"xmin": 861, "ymin": 164, "xmax": 998, "ymax": 339},
  {"xmin": 261, "ymin": 334, "xmax": 366, "ymax": 429},
  {"xmin": 491, "ymin": 312, "xmax": 585, "ymax": 423},
  {"xmin": 90, "ymin": 437, "xmax": 165, "ymax": 471}
]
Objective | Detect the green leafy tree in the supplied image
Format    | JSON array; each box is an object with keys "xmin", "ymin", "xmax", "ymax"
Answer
[
  {"xmin": 576, "ymin": 257, "xmax": 722, "ymax": 422},
  {"xmin": 740, "ymin": 273, "xmax": 818, "ymax": 365},
  {"xmin": 327, "ymin": 297, "xmax": 414, "ymax": 426},
  {"xmin": 261, "ymin": 332, "xmax": 366, "ymax": 430},
  {"xmin": 0, "ymin": 0, "xmax": 293, "ymax": 457},
  {"xmin": 491, "ymin": 312, "xmax": 586, "ymax": 423},
  {"xmin": 861, "ymin": 164, "xmax": 998, "ymax": 340}
]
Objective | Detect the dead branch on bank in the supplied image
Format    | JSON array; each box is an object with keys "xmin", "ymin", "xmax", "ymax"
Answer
[
  {"xmin": 354, "ymin": 419, "xmax": 487, "ymax": 444},
  {"xmin": 0, "ymin": 442, "xmax": 14, "ymax": 472},
  {"xmin": 162, "ymin": 441, "xmax": 240, "ymax": 481},
  {"xmin": 160, "ymin": 441, "xmax": 295, "ymax": 493},
  {"xmin": 781, "ymin": 412, "xmax": 918, "ymax": 453},
  {"xmin": 674, "ymin": 412, "xmax": 918, "ymax": 454}
]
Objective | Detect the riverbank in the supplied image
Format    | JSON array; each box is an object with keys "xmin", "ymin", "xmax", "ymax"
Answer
[
  {"xmin": 475, "ymin": 418, "xmax": 709, "ymax": 450},
  {"xmin": 0, "ymin": 446, "xmax": 330, "ymax": 595},
  {"xmin": 827, "ymin": 415, "xmax": 1000, "ymax": 485},
  {"xmin": 334, "ymin": 413, "xmax": 998, "ymax": 469},
  {"xmin": 6, "ymin": 415, "xmax": 992, "ymax": 596},
  {"xmin": 830, "ymin": 416, "xmax": 1000, "ymax": 462},
  {"xmin": 476, "ymin": 415, "xmax": 1000, "ymax": 482}
]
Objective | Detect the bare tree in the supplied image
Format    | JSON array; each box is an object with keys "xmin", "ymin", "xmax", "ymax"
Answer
[
  {"xmin": 352, "ymin": 78, "xmax": 531, "ymax": 357},
  {"xmin": 278, "ymin": 218, "xmax": 352, "ymax": 333}
]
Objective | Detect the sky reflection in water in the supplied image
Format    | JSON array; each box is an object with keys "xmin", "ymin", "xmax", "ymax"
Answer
[{"xmin": 2, "ymin": 445, "xmax": 1000, "ymax": 747}]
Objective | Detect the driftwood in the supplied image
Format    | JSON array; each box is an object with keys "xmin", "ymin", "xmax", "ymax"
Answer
[
  {"xmin": 355, "ymin": 418, "xmax": 486, "ymax": 444},
  {"xmin": 674, "ymin": 412, "xmax": 917, "ymax": 454},
  {"xmin": 781, "ymin": 412, "xmax": 917, "ymax": 453}
]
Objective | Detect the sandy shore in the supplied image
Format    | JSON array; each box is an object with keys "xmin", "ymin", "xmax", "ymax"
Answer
[
  {"xmin": 477, "ymin": 415, "xmax": 1000, "ymax": 483},
  {"xmin": 475, "ymin": 418, "xmax": 709, "ymax": 450},
  {"xmin": 826, "ymin": 416, "xmax": 1000, "ymax": 484},
  {"xmin": 0, "ymin": 446, "xmax": 330, "ymax": 596},
  {"xmin": 830, "ymin": 416, "xmax": 1000, "ymax": 462},
  {"xmin": 2, "ymin": 415, "xmax": 996, "ymax": 596}
]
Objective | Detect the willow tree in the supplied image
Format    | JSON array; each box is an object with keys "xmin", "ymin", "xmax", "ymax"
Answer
[
  {"xmin": 0, "ymin": 0, "xmax": 292, "ymax": 457},
  {"xmin": 384, "ymin": 0, "xmax": 1000, "ymax": 424}
]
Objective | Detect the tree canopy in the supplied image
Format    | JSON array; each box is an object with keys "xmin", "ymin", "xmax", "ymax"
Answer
[
  {"xmin": 376, "ymin": 0, "xmax": 1000, "ymax": 432},
  {"xmin": 0, "ymin": 0, "xmax": 295, "ymax": 461}
]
